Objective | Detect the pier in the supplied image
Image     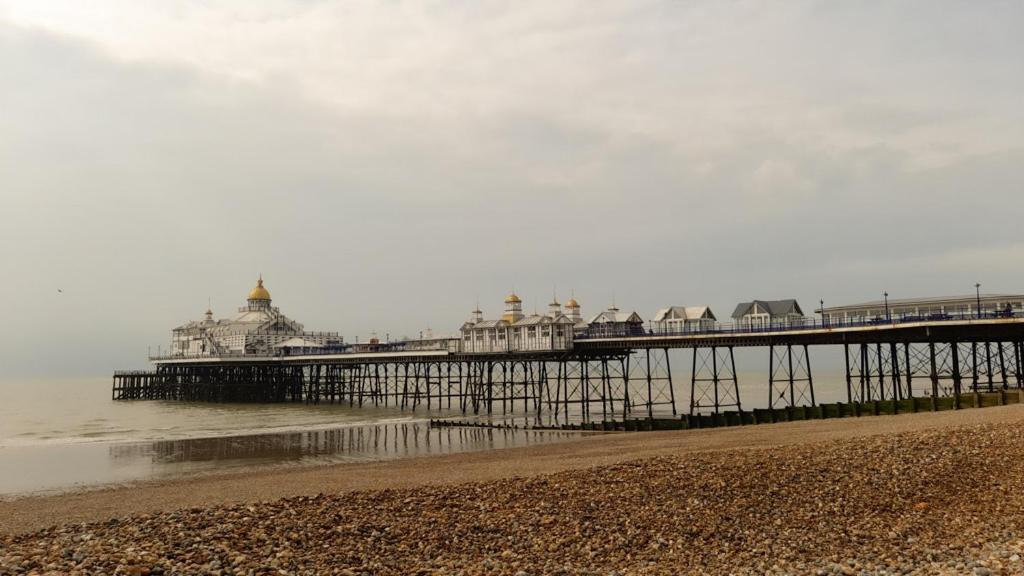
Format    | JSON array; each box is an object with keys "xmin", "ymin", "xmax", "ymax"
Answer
[{"xmin": 114, "ymin": 315, "xmax": 1024, "ymax": 421}]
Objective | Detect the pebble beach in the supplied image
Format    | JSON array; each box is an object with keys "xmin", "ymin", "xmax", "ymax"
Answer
[{"xmin": 3, "ymin": 407, "xmax": 1024, "ymax": 575}]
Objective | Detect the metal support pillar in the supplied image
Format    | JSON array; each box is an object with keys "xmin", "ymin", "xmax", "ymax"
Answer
[
  {"xmin": 889, "ymin": 342, "xmax": 902, "ymax": 404},
  {"xmin": 971, "ymin": 343, "xmax": 980, "ymax": 392},
  {"xmin": 997, "ymin": 342, "xmax": 1008, "ymax": 389},
  {"xmin": 844, "ymin": 343, "xmax": 853, "ymax": 403},
  {"xmin": 985, "ymin": 342, "xmax": 995, "ymax": 392},
  {"xmin": 1011, "ymin": 338, "xmax": 1019, "ymax": 387},
  {"xmin": 951, "ymin": 342, "xmax": 962, "ymax": 409},
  {"xmin": 645, "ymin": 349, "xmax": 654, "ymax": 419},
  {"xmin": 929, "ymin": 342, "xmax": 939, "ymax": 410}
]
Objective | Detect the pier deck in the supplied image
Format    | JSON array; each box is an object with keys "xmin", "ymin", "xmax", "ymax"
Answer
[{"xmin": 115, "ymin": 317, "xmax": 1024, "ymax": 420}]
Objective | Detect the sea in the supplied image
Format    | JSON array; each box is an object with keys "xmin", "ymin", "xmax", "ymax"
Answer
[
  {"xmin": 0, "ymin": 377, "xmax": 586, "ymax": 498},
  {"xmin": 0, "ymin": 371, "xmax": 855, "ymax": 498}
]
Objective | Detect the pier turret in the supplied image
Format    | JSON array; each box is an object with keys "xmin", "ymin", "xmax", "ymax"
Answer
[
  {"xmin": 566, "ymin": 297, "xmax": 581, "ymax": 323},
  {"xmin": 502, "ymin": 293, "xmax": 524, "ymax": 323},
  {"xmin": 246, "ymin": 276, "xmax": 272, "ymax": 311},
  {"xmin": 469, "ymin": 306, "xmax": 484, "ymax": 324},
  {"xmin": 548, "ymin": 297, "xmax": 562, "ymax": 318}
]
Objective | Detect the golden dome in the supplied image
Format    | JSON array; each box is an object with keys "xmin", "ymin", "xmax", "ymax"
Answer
[
  {"xmin": 566, "ymin": 298, "xmax": 580, "ymax": 308},
  {"xmin": 505, "ymin": 293, "xmax": 521, "ymax": 304},
  {"xmin": 248, "ymin": 276, "xmax": 272, "ymax": 301}
]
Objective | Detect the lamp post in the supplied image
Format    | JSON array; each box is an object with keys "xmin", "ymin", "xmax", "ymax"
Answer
[
  {"xmin": 976, "ymin": 283, "xmax": 982, "ymax": 318},
  {"xmin": 883, "ymin": 291, "xmax": 890, "ymax": 322},
  {"xmin": 819, "ymin": 299, "xmax": 825, "ymax": 327}
]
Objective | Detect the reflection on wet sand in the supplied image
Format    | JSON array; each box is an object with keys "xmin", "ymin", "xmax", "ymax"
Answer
[
  {"xmin": 0, "ymin": 421, "xmax": 585, "ymax": 497},
  {"xmin": 109, "ymin": 422, "xmax": 582, "ymax": 466}
]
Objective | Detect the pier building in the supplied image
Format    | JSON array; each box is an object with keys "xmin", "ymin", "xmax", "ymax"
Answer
[
  {"xmin": 586, "ymin": 305, "xmax": 644, "ymax": 337},
  {"xmin": 652, "ymin": 306, "xmax": 717, "ymax": 334},
  {"xmin": 731, "ymin": 299, "xmax": 804, "ymax": 330},
  {"xmin": 817, "ymin": 294, "xmax": 1024, "ymax": 323},
  {"xmin": 460, "ymin": 294, "xmax": 577, "ymax": 353},
  {"xmin": 169, "ymin": 277, "xmax": 342, "ymax": 357}
]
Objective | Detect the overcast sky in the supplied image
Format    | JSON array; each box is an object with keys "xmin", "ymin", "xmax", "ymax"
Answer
[{"xmin": 1, "ymin": 1, "xmax": 1022, "ymax": 377}]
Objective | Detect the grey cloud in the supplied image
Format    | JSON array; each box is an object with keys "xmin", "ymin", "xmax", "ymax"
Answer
[{"xmin": 0, "ymin": 1, "xmax": 1022, "ymax": 377}]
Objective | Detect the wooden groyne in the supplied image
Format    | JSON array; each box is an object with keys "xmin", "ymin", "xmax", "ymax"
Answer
[{"xmin": 431, "ymin": 389, "xmax": 1023, "ymax": 432}]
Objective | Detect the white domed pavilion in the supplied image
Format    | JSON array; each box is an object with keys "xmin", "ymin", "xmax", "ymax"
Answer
[{"xmin": 169, "ymin": 276, "xmax": 342, "ymax": 357}]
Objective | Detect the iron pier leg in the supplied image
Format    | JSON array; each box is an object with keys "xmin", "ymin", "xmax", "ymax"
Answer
[
  {"xmin": 690, "ymin": 348, "xmax": 698, "ymax": 416},
  {"xmin": 804, "ymin": 344, "xmax": 815, "ymax": 407},
  {"xmin": 486, "ymin": 361, "xmax": 494, "ymax": 415},
  {"xmin": 905, "ymin": 343, "xmax": 913, "ymax": 399},
  {"xmin": 600, "ymin": 358, "xmax": 610, "ymax": 420},
  {"xmin": 787, "ymin": 344, "xmax": 795, "ymax": 407},
  {"xmin": 860, "ymin": 344, "xmax": 869, "ymax": 402},
  {"xmin": 890, "ymin": 342, "xmax": 902, "ymax": 406},
  {"xmin": 730, "ymin": 346, "xmax": 742, "ymax": 412},
  {"xmin": 998, "ymin": 342, "xmax": 1008, "ymax": 389},
  {"xmin": 553, "ymin": 361, "xmax": 563, "ymax": 419},
  {"xmin": 665, "ymin": 348, "xmax": 677, "ymax": 416},
  {"xmin": 952, "ymin": 342, "xmax": 963, "ymax": 409},
  {"xmin": 645, "ymin": 349, "xmax": 654, "ymax": 419},
  {"xmin": 985, "ymin": 342, "xmax": 995, "ymax": 392},
  {"xmin": 929, "ymin": 342, "xmax": 939, "ymax": 410},
  {"xmin": 844, "ymin": 343, "xmax": 853, "ymax": 404},
  {"xmin": 539, "ymin": 362, "xmax": 548, "ymax": 419},
  {"xmin": 875, "ymin": 343, "xmax": 885, "ymax": 401},
  {"xmin": 971, "ymin": 343, "xmax": 980, "ymax": 392},
  {"xmin": 1016, "ymin": 342, "xmax": 1023, "ymax": 389},
  {"xmin": 712, "ymin": 346, "xmax": 720, "ymax": 415}
]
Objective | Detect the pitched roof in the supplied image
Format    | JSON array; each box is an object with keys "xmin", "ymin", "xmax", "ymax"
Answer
[
  {"xmin": 512, "ymin": 314, "xmax": 551, "ymax": 326},
  {"xmin": 588, "ymin": 310, "xmax": 644, "ymax": 324},
  {"xmin": 731, "ymin": 299, "xmax": 803, "ymax": 319},
  {"xmin": 653, "ymin": 306, "xmax": 716, "ymax": 322},
  {"xmin": 468, "ymin": 320, "xmax": 508, "ymax": 329}
]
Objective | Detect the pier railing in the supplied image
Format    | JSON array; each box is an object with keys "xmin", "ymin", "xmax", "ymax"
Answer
[
  {"xmin": 146, "ymin": 310, "xmax": 1021, "ymax": 361},
  {"xmin": 577, "ymin": 309, "xmax": 1019, "ymax": 340}
]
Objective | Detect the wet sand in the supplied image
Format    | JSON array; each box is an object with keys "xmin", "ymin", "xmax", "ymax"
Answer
[{"xmin": 3, "ymin": 404, "xmax": 1023, "ymax": 537}]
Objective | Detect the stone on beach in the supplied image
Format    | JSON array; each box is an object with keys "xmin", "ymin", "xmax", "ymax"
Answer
[{"xmin": 2, "ymin": 422, "xmax": 1024, "ymax": 575}]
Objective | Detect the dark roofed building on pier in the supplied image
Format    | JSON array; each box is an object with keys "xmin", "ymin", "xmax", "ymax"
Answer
[{"xmin": 732, "ymin": 299, "xmax": 805, "ymax": 330}]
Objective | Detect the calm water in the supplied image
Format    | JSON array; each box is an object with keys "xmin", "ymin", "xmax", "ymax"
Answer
[
  {"xmin": 0, "ymin": 378, "xmax": 584, "ymax": 497},
  {"xmin": 0, "ymin": 370, "xmax": 860, "ymax": 497}
]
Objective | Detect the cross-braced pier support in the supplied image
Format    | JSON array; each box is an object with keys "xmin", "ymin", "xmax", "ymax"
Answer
[
  {"xmin": 841, "ymin": 340, "xmax": 1024, "ymax": 408},
  {"xmin": 690, "ymin": 346, "xmax": 740, "ymax": 415},
  {"xmin": 768, "ymin": 344, "xmax": 815, "ymax": 409},
  {"xmin": 115, "ymin": 351, "xmax": 679, "ymax": 421}
]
